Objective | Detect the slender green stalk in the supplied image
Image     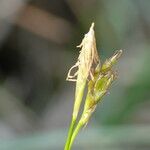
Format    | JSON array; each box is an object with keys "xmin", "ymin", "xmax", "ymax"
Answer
[
  {"xmin": 68, "ymin": 121, "xmax": 83, "ymax": 150},
  {"xmin": 64, "ymin": 118, "xmax": 75, "ymax": 150},
  {"xmin": 73, "ymin": 79, "xmax": 86, "ymax": 119},
  {"xmin": 64, "ymin": 80, "xmax": 86, "ymax": 150}
]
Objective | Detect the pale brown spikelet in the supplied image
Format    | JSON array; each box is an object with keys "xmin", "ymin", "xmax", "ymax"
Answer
[{"xmin": 66, "ymin": 22, "xmax": 100, "ymax": 82}]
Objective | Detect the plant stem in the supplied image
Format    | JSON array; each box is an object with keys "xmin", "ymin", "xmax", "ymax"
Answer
[
  {"xmin": 64, "ymin": 80, "xmax": 86, "ymax": 150},
  {"xmin": 64, "ymin": 118, "xmax": 76, "ymax": 150},
  {"xmin": 68, "ymin": 121, "xmax": 83, "ymax": 150}
]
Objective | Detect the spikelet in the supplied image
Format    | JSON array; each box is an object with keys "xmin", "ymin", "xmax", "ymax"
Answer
[
  {"xmin": 80, "ymin": 50, "xmax": 122, "ymax": 125},
  {"xmin": 66, "ymin": 23, "xmax": 100, "ymax": 82}
]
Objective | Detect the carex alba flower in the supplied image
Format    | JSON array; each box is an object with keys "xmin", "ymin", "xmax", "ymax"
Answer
[{"xmin": 64, "ymin": 22, "xmax": 122, "ymax": 150}]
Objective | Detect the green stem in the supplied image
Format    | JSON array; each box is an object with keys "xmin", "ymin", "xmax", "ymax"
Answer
[
  {"xmin": 65, "ymin": 79, "xmax": 86, "ymax": 150},
  {"xmin": 68, "ymin": 121, "xmax": 83, "ymax": 150},
  {"xmin": 64, "ymin": 118, "xmax": 76, "ymax": 150}
]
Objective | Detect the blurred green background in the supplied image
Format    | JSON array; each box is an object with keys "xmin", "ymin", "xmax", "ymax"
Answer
[{"xmin": 0, "ymin": 0, "xmax": 150, "ymax": 149}]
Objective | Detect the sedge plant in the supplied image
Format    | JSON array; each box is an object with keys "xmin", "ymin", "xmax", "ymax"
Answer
[{"xmin": 64, "ymin": 22, "xmax": 122, "ymax": 150}]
